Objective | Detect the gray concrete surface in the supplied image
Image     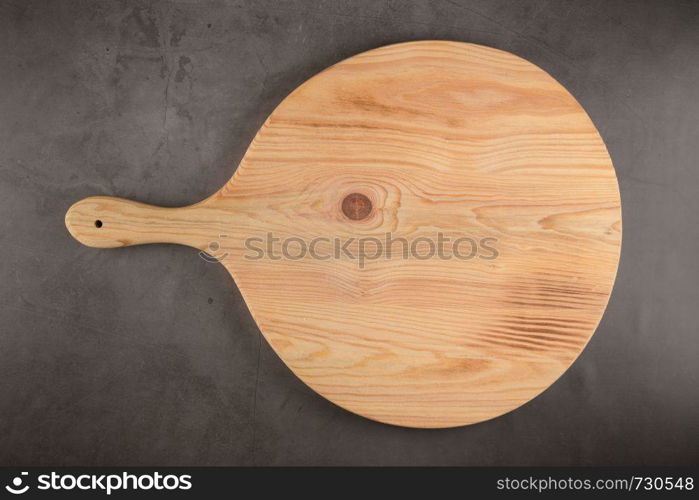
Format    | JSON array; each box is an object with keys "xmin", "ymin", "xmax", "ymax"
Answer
[{"xmin": 0, "ymin": 0, "xmax": 698, "ymax": 465}]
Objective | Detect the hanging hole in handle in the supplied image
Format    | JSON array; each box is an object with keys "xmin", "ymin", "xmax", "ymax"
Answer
[{"xmin": 94, "ymin": 220, "xmax": 103, "ymax": 228}]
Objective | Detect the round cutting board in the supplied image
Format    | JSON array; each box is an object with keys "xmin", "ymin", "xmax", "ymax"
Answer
[{"xmin": 66, "ymin": 41, "xmax": 621, "ymax": 428}]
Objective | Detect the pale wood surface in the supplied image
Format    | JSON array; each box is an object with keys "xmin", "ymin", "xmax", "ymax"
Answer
[{"xmin": 65, "ymin": 41, "xmax": 621, "ymax": 428}]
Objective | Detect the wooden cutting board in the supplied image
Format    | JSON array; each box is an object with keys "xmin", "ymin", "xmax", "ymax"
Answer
[{"xmin": 65, "ymin": 41, "xmax": 621, "ymax": 428}]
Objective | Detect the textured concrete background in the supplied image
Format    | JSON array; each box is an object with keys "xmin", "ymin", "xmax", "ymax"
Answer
[{"xmin": 0, "ymin": 0, "xmax": 697, "ymax": 465}]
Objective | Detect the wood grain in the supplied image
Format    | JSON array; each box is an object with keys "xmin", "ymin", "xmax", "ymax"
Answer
[{"xmin": 65, "ymin": 41, "xmax": 621, "ymax": 428}]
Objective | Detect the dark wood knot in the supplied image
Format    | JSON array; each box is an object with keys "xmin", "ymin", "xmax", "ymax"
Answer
[{"xmin": 342, "ymin": 193, "xmax": 372, "ymax": 221}]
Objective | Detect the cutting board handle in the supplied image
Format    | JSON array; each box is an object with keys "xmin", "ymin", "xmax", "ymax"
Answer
[{"xmin": 65, "ymin": 196, "xmax": 210, "ymax": 250}]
